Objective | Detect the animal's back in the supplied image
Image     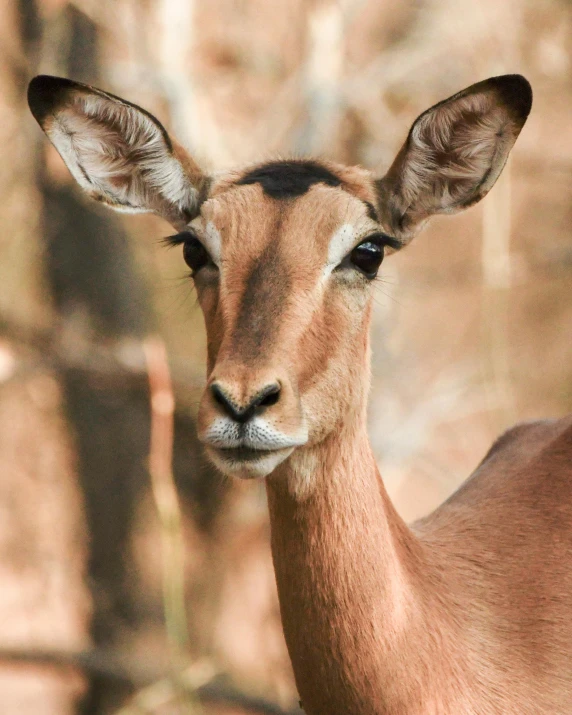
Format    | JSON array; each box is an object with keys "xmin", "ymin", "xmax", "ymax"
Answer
[{"xmin": 414, "ymin": 415, "xmax": 572, "ymax": 713}]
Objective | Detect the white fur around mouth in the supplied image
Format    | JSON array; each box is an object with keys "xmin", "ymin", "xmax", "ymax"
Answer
[{"xmin": 201, "ymin": 416, "xmax": 308, "ymax": 452}]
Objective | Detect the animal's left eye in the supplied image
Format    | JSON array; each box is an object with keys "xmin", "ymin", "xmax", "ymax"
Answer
[{"xmin": 350, "ymin": 241, "xmax": 384, "ymax": 278}]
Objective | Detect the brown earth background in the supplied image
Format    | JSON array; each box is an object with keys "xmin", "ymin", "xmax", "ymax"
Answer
[{"xmin": 1, "ymin": 0, "xmax": 571, "ymax": 712}]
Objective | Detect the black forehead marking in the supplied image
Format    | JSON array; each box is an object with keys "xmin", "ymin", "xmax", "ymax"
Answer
[{"xmin": 235, "ymin": 160, "xmax": 342, "ymax": 199}]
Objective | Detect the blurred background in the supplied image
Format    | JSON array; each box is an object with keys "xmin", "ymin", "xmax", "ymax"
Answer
[{"xmin": 1, "ymin": 0, "xmax": 571, "ymax": 712}]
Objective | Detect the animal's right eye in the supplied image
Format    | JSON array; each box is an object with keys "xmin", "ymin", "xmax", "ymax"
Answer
[
  {"xmin": 165, "ymin": 230, "xmax": 215, "ymax": 276},
  {"xmin": 182, "ymin": 234, "xmax": 211, "ymax": 274}
]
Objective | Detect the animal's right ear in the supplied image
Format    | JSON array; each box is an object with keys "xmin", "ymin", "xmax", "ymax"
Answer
[{"xmin": 28, "ymin": 75, "xmax": 208, "ymax": 229}]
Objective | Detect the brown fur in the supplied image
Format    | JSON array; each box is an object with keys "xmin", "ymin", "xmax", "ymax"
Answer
[
  {"xmin": 267, "ymin": 416, "xmax": 572, "ymax": 715},
  {"xmin": 27, "ymin": 73, "xmax": 572, "ymax": 714}
]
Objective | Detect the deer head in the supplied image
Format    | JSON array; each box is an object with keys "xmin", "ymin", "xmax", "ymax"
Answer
[{"xmin": 28, "ymin": 74, "xmax": 531, "ymax": 481}]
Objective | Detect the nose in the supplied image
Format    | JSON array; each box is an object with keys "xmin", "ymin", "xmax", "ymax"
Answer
[{"xmin": 210, "ymin": 381, "xmax": 281, "ymax": 423}]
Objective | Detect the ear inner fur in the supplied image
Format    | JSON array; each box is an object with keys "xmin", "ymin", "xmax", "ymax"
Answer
[
  {"xmin": 27, "ymin": 75, "xmax": 207, "ymax": 227},
  {"xmin": 375, "ymin": 74, "xmax": 532, "ymax": 240}
]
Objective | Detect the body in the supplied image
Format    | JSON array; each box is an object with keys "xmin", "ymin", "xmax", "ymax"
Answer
[{"xmin": 27, "ymin": 72, "xmax": 572, "ymax": 714}]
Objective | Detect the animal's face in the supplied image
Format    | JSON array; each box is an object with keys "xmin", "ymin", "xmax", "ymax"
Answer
[
  {"xmin": 27, "ymin": 73, "xmax": 532, "ymax": 479},
  {"xmin": 177, "ymin": 163, "xmax": 403, "ymax": 477}
]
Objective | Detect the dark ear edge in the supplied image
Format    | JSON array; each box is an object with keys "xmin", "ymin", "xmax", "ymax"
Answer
[
  {"xmin": 28, "ymin": 75, "xmax": 175, "ymax": 150},
  {"xmin": 419, "ymin": 74, "xmax": 532, "ymax": 137},
  {"xmin": 490, "ymin": 74, "xmax": 532, "ymax": 124},
  {"xmin": 27, "ymin": 75, "xmax": 209, "ymax": 227},
  {"xmin": 375, "ymin": 74, "xmax": 532, "ymax": 241}
]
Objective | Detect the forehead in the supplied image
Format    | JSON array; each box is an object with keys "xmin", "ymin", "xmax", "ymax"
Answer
[{"xmin": 190, "ymin": 160, "xmax": 379, "ymax": 258}]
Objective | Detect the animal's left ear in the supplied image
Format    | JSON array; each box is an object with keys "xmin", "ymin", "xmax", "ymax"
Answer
[
  {"xmin": 28, "ymin": 75, "xmax": 208, "ymax": 229},
  {"xmin": 375, "ymin": 75, "xmax": 532, "ymax": 241}
]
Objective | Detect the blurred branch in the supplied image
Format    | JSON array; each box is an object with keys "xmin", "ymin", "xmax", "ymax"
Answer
[
  {"xmin": 143, "ymin": 335, "xmax": 197, "ymax": 712},
  {"xmin": 144, "ymin": 336, "xmax": 189, "ymax": 654},
  {"xmin": 0, "ymin": 647, "xmax": 302, "ymax": 715}
]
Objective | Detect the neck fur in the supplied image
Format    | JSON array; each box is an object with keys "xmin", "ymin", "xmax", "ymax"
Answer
[{"xmin": 266, "ymin": 415, "xmax": 449, "ymax": 715}]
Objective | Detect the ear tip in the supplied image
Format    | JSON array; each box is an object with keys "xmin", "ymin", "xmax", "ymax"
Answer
[
  {"xmin": 27, "ymin": 75, "xmax": 77, "ymax": 125},
  {"xmin": 489, "ymin": 74, "xmax": 533, "ymax": 124}
]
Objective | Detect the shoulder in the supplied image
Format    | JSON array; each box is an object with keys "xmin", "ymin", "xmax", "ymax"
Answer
[
  {"xmin": 480, "ymin": 415, "xmax": 572, "ymax": 468},
  {"xmin": 423, "ymin": 414, "xmax": 572, "ymax": 522}
]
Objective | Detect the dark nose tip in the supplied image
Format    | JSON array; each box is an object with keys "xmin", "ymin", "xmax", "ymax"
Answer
[{"xmin": 210, "ymin": 382, "xmax": 281, "ymax": 423}]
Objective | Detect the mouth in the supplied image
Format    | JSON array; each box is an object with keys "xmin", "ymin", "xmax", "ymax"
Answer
[
  {"xmin": 216, "ymin": 446, "xmax": 279, "ymax": 461},
  {"xmin": 206, "ymin": 444, "xmax": 295, "ymax": 478}
]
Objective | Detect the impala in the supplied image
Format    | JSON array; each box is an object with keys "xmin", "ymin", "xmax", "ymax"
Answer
[{"xmin": 28, "ymin": 72, "xmax": 572, "ymax": 714}]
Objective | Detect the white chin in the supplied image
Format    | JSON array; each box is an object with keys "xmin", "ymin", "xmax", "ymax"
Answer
[{"xmin": 206, "ymin": 446, "xmax": 294, "ymax": 479}]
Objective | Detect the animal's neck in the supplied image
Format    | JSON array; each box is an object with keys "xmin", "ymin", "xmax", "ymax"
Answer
[{"xmin": 266, "ymin": 416, "xmax": 448, "ymax": 715}]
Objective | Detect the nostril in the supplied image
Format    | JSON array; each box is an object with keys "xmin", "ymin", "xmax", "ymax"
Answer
[
  {"xmin": 210, "ymin": 382, "xmax": 242, "ymax": 420},
  {"xmin": 258, "ymin": 384, "xmax": 281, "ymax": 408},
  {"xmin": 211, "ymin": 383, "xmax": 229, "ymax": 409}
]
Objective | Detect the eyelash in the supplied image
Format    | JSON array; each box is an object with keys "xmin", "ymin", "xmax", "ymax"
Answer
[
  {"xmin": 163, "ymin": 231, "xmax": 194, "ymax": 248},
  {"xmin": 360, "ymin": 233, "xmax": 404, "ymax": 252}
]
